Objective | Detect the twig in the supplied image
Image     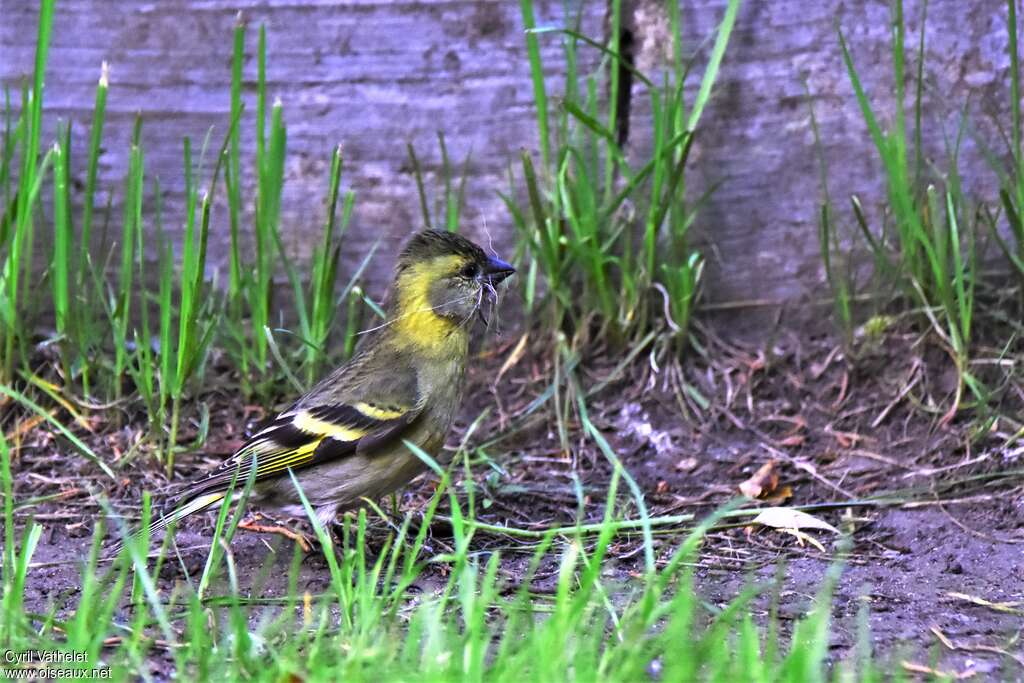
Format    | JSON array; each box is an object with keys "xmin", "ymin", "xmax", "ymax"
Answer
[
  {"xmin": 937, "ymin": 502, "xmax": 1024, "ymax": 545},
  {"xmin": 871, "ymin": 359, "xmax": 921, "ymax": 428},
  {"xmin": 931, "ymin": 625, "xmax": 1024, "ymax": 668}
]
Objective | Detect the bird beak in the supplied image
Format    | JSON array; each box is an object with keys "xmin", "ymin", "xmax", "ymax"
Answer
[
  {"xmin": 477, "ymin": 257, "xmax": 514, "ymax": 327},
  {"xmin": 483, "ymin": 256, "xmax": 515, "ymax": 285}
]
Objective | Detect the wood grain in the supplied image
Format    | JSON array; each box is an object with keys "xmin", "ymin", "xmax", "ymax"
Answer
[{"xmin": 0, "ymin": 0, "xmax": 1012, "ymax": 314}]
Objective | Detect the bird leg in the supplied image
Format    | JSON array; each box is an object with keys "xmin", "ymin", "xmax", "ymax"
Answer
[{"xmin": 238, "ymin": 512, "xmax": 312, "ymax": 552}]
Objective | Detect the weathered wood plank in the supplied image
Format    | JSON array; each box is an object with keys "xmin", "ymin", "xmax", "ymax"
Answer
[{"xmin": 0, "ymin": 0, "xmax": 1013, "ymax": 311}]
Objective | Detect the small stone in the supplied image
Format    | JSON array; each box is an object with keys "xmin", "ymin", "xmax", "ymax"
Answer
[{"xmin": 964, "ymin": 70, "xmax": 994, "ymax": 86}]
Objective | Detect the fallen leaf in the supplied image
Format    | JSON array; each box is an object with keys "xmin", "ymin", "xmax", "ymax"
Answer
[
  {"xmin": 780, "ymin": 528, "xmax": 827, "ymax": 552},
  {"xmin": 738, "ymin": 460, "xmax": 778, "ymax": 498},
  {"xmin": 752, "ymin": 507, "xmax": 840, "ymax": 535}
]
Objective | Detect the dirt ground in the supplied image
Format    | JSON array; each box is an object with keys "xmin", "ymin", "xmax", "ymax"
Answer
[{"xmin": 8, "ymin": 311, "xmax": 1024, "ymax": 679}]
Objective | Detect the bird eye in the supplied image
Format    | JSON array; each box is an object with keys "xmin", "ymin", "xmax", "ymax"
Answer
[{"xmin": 460, "ymin": 262, "xmax": 480, "ymax": 279}]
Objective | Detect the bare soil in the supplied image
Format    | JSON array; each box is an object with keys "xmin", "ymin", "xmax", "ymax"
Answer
[{"xmin": 7, "ymin": 315, "xmax": 1024, "ymax": 679}]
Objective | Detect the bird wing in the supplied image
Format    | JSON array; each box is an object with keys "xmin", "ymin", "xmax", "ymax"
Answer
[
  {"xmin": 110, "ymin": 399, "xmax": 422, "ymax": 554},
  {"xmin": 112, "ymin": 384, "xmax": 421, "ymax": 554},
  {"xmin": 177, "ymin": 398, "xmax": 422, "ymax": 501}
]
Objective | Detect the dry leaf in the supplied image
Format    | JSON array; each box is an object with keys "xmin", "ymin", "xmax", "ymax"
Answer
[
  {"xmin": 780, "ymin": 528, "xmax": 827, "ymax": 552},
  {"xmin": 738, "ymin": 460, "xmax": 778, "ymax": 498},
  {"xmin": 752, "ymin": 507, "xmax": 840, "ymax": 535}
]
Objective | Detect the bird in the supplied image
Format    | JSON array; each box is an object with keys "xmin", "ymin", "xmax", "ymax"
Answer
[{"xmin": 112, "ymin": 229, "xmax": 514, "ymax": 551}]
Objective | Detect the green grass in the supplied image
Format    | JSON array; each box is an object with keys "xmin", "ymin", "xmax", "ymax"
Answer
[
  {"xmin": 0, "ymin": 6, "xmax": 370, "ymax": 468},
  {"xmin": 814, "ymin": 0, "xmax": 985, "ymax": 420},
  {"xmin": 989, "ymin": 0, "xmax": 1024, "ymax": 299},
  {"xmin": 0, "ymin": 0, "xmax": 1004, "ymax": 679},
  {"xmin": 507, "ymin": 0, "xmax": 739, "ymax": 350},
  {"xmin": 1, "ymin": 0, "xmax": 55, "ymax": 386},
  {"xmin": 407, "ymin": 131, "xmax": 472, "ymax": 233},
  {"xmin": 0, "ymin": 424, "xmax": 901, "ymax": 681}
]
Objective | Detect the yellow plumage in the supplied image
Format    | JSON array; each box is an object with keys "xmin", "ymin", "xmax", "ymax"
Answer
[{"xmin": 292, "ymin": 411, "xmax": 367, "ymax": 441}]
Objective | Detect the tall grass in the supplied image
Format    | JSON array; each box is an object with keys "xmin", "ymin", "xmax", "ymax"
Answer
[
  {"xmin": 817, "ymin": 0, "xmax": 983, "ymax": 419},
  {"xmin": 145, "ymin": 134, "xmax": 227, "ymax": 470},
  {"xmin": 407, "ymin": 131, "xmax": 472, "ymax": 232},
  {"xmin": 807, "ymin": 80, "xmax": 854, "ymax": 345},
  {"xmin": 110, "ymin": 120, "xmax": 143, "ymax": 405},
  {"xmin": 217, "ymin": 22, "xmax": 369, "ymax": 395},
  {"xmin": 50, "ymin": 128, "xmax": 71, "ymax": 381},
  {"xmin": 0, "ymin": 2, "xmax": 368, "ymax": 466},
  {"xmin": 299, "ymin": 145, "xmax": 359, "ymax": 382},
  {"xmin": 507, "ymin": 0, "xmax": 739, "ymax": 349},
  {"xmin": 1, "ymin": 0, "xmax": 55, "ymax": 386},
  {"xmin": 991, "ymin": 0, "xmax": 1024, "ymax": 300},
  {"xmin": 251, "ymin": 33, "xmax": 285, "ymax": 388}
]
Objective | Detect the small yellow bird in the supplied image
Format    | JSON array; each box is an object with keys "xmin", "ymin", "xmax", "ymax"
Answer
[{"xmin": 121, "ymin": 229, "xmax": 514, "ymax": 548}]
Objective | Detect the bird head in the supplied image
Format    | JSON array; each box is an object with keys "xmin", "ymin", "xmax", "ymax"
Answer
[{"xmin": 391, "ymin": 230, "xmax": 515, "ymax": 348}]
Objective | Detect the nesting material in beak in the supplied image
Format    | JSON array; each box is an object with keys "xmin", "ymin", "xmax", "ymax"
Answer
[{"xmin": 477, "ymin": 256, "xmax": 515, "ymax": 325}]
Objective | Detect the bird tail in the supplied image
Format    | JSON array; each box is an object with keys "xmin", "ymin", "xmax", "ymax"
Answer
[{"xmin": 107, "ymin": 491, "xmax": 227, "ymax": 557}]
